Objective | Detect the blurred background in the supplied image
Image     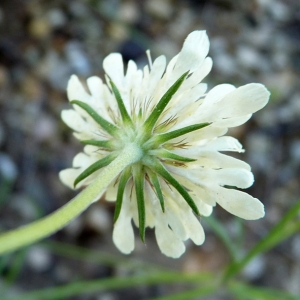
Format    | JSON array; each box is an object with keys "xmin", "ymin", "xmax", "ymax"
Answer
[{"xmin": 0, "ymin": 0, "xmax": 300, "ymax": 299}]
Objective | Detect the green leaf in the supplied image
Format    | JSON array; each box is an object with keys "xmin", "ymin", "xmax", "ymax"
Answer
[
  {"xmin": 145, "ymin": 122, "xmax": 210, "ymax": 149},
  {"xmin": 1, "ymin": 249, "xmax": 28, "ymax": 286},
  {"xmin": 109, "ymin": 80, "xmax": 133, "ymax": 126},
  {"xmin": 229, "ymin": 281, "xmax": 300, "ymax": 300},
  {"xmin": 150, "ymin": 286, "xmax": 215, "ymax": 300},
  {"xmin": 74, "ymin": 152, "xmax": 118, "ymax": 187},
  {"xmin": 223, "ymin": 200, "xmax": 300, "ymax": 281},
  {"xmin": 71, "ymin": 100, "xmax": 119, "ymax": 137},
  {"xmin": 113, "ymin": 167, "xmax": 132, "ymax": 223},
  {"xmin": 145, "ymin": 158, "xmax": 200, "ymax": 216},
  {"xmin": 44, "ymin": 240, "xmax": 169, "ymax": 272},
  {"xmin": 148, "ymin": 170, "xmax": 165, "ymax": 212},
  {"xmin": 150, "ymin": 148, "xmax": 196, "ymax": 162},
  {"xmin": 5, "ymin": 272, "xmax": 213, "ymax": 300},
  {"xmin": 142, "ymin": 71, "xmax": 189, "ymax": 134},
  {"xmin": 204, "ymin": 215, "xmax": 239, "ymax": 261},
  {"xmin": 133, "ymin": 165, "xmax": 146, "ymax": 242},
  {"xmin": 81, "ymin": 139, "xmax": 114, "ymax": 150}
]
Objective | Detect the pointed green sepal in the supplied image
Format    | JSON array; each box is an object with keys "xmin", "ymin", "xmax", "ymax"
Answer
[
  {"xmin": 71, "ymin": 100, "xmax": 119, "ymax": 137},
  {"xmin": 138, "ymin": 108, "xmax": 142, "ymax": 119},
  {"xmin": 144, "ymin": 122, "xmax": 210, "ymax": 149},
  {"xmin": 149, "ymin": 148, "xmax": 196, "ymax": 163},
  {"xmin": 81, "ymin": 139, "xmax": 114, "ymax": 150},
  {"xmin": 148, "ymin": 170, "xmax": 165, "ymax": 212},
  {"xmin": 142, "ymin": 71, "xmax": 189, "ymax": 133},
  {"xmin": 133, "ymin": 165, "xmax": 146, "ymax": 243},
  {"xmin": 109, "ymin": 80, "xmax": 133, "ymax": 126},
  {"xmin": 74, "ymin": 152, "xmax": 118, "ymax": 187},
  {"xmin": 145, "ymin": 158, "xmax": 200, "ymax": 216},
  {"xmin": 113, "ymin": 167, "xmax": 132, "ymax": 223}
]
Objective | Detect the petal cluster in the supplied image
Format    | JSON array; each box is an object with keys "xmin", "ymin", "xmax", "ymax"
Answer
[{"xmin": 60, "ymin": 31, "xmax": 270, "ymax": 258}]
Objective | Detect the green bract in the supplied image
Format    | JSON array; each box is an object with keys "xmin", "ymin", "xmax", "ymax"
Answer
[{"xmin": 71, "ymin": 73, "xmax": 209, "ymax": 242}]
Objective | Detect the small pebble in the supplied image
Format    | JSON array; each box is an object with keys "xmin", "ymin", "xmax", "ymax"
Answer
[
  {"xmin": 85, "ymin": 206, "xmax": 112, "ymax": 233},
  {"xmin": 242, "ymin": 255, "xmax": 266, "ymax": 280},
  {"xmin": 26, "ymin": 246, "xmax": 52, "ymax": 272},
  {"xmin": 0, "ymin": 153, "xmax": 18, "ymax": 181}
]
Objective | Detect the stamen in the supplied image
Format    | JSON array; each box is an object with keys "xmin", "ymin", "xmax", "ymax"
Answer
[{"xmin": 146, "ymin": 50, "xmax": 153, "ymax": 69}]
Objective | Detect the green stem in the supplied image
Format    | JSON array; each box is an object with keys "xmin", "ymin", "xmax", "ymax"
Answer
[
  {"xmin": 150, "ymin": 285, "xmax": 216, "ymax": 300},
  {"xmin": 43, "ymin": 240, "xmax": 171, "ymax": 272},
  {"xmin": 223, "ymin": 200, "xmax": 300, "ymax": 281},
  {"xmin": 0, "ymin": 143, "xmax": 142, "ymax": 256},
  {"xmin": 5, "ymin": 272, "xmax": 213, "ymax": 300}
]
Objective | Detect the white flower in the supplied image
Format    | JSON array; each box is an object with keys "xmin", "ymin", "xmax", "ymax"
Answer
[{"xmin": 59, "ymin": 31, "xmax": 270, "ymax": 258}]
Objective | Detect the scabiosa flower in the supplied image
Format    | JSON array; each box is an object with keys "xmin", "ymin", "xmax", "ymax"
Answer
[{"xmin": 59, "ymin": 31, "xmax": 270, "ymax": 258}]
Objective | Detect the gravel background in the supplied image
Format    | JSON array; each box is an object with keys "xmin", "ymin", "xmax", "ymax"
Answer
[{"xmin": 0, "ymin": 0, "xmax": 300, "ymax": 299}]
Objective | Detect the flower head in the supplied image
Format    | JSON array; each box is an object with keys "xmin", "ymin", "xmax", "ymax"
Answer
[{"xmin": 60, "ymin": 31, "xmax": 270, "ymax": 258}]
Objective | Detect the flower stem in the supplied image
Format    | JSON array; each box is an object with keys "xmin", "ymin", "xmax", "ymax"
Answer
[{"xmin": 0, "ymin": 143, "xmax": 142, "ymax": 256}]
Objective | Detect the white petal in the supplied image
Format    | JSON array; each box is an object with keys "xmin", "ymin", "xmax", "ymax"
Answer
[
  {"xmin": 130, "ymin": 182, "xmax": 156, "ymax": 229},
  {"xmin": 200, "ymin": 84, "xmax": 270, "ymax": 122},
  {"xmin": 103, "ymin": 53, "xmax": 124, "ymax": 89},
  {"xmin": 125, "ymin": 60, "xmax": 138, "ymax": 80},
  {"xmin": 167, "ymin": 198, "xmax": 205, "ymax": 246},
  {"xmin": 181, "ymin": 57, "xmax": 213, "ymax": 90},
  {"xmin": 162, "ymin": 83, "xmax": 208, "ymax": 128},
  {"xmin": 129, "ymin": 185, "xmax": 139, "ymax": 227},
  {"xmin": 73, "ymin": 132, "xmax": 84, "ymax": 140},
  {"xmin": 113, "ymin": 198, "xmax": 135, "ymax": 254},
  {"xmin": 172, "ymin": 31, "xmax": 209, "ymax": 79},
  {"xmin": 83, "ymin": 145, "xmax": 100, "ymax": 155},
  {"xmin": 73, "ymin": 152, "xmax": 92, "ymax": 168},
  {"xmin": 162, "ymin": 190, "xmax": 205, "ymax": 245},
  {"xmin": 60, "ymin": 155, "xmax": 101, "ymax": 190},
  {"xmin": 83, "ymin": 146, "xmax": 109, "ymax": 159},
  {"xmin": 86, "ymin": 76, "xmax": 103, "ymax": 99},
  {"xmin": 170, "ymin": 172, "xmax": 216, "ymax": 206},
  {"xmin": 113, "ymin": 219, "xmax": 135, "ymax": 254},
  {"xmin": 216, "ymin": 187, "xmax": 265, "ymax": 220},
  {"xmin": 155, "ymin": 218, "xmax": 185, "ymax": 258},
  {"xmin": 67, "ymin": 75, "xmax": 91, "ymax": 102},
  {"xmin": 123, "ymin": 60, "xmax": 140, "ymax": 112},
  {"xmin": 174, "ymin": 125, "xmax": 227, "ymax": 144},
  {"xmin": 165, "ymin": 54, "xmax": 178, "ymax": 75},
  {"xmin": 202, "ymin": 168, "xmax": 254, "ymax": 189},
  {"xmin": 165, "ymin": 200, "xmax": 188, "ymax": 241},
  {"xmin": 181, "ymin": 211, "xmax": 205, "ymax": 245},
  {"xmin": 86, "ymin": 76, "xmax": 111, "ymax": 115},
  {"xmin": 61, "ymin": 96, "xmax": 100, "ymax": 133},
  {"xmin": 146, "ymin": 55, "xmax": 166, "ymax": 100},
  {"xmin": 59, "ymin": 168, "xmax": 79, "ymax": 189},
  {"xmin": 191, "ymin": 56, "xmax": 213, "ymax": 83},
  {"xmin": 190, "ymin": 185, "xmax": 216, "ymax": 207},
  {"xmin": 194, "ymin": 199, "xmax": 213, "ymax": 217},
  {"xmin": 213, "ymin": 114, "xmax": 252, "ymax": 127},
  {"xmin": 61, "ymin": 109, "xmax": 86, "ymax": 132},
  {"xmin": 105, "ymin": 180, "xmax": 118, "ymax": 201},
  {"xmin": 145, "ymin": 204, "xmax": 155, "ymax": 228},
  {"xmin": 143, "ymin": 183, "xmax": 157, "ymax": 228},
  {"xmin": 73, "ymin": 126, "xmax": 109, "ymax": 141},
  {"xmin": 219, "ymin": 83, "xmax": 270, "ymax": 117},
  {"xmin": 203, "ymin": 84, "xmax": 236, "ymax": 105},
  {"xmin": 203, "ymin": 136, "xmax": 245, "ymax": 153},
  {"xmin": 102, "ymin": 83, "xmax": 119, "ymax": 122},
  {"xmin": 191, "ymin": 151, "xmax": 251, "ymax": 171},
  {"xmin": 175, "ymin": 83, "xmax": 207, "ymax": 111}
]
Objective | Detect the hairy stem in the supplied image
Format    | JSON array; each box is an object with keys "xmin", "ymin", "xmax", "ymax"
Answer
[{"xmin": 0, "ymin": 143, "xmax": 142, "ymax": 256}]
